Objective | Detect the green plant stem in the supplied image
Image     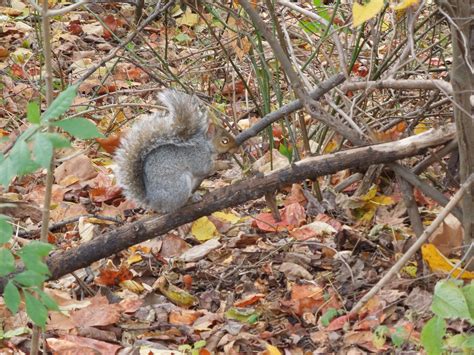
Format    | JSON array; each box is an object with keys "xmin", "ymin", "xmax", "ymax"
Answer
[{"xmin": 31, "ymin": 0, "xmax": 56, "ymax": 353}]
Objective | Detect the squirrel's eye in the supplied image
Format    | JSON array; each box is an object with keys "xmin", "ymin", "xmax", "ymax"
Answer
[{"xmin": 222, "ymin": 138, "xmax": 229, "ymax": 144}]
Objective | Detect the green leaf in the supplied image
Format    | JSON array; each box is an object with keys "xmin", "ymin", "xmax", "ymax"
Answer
[
  {"xmin": 373, "ymin": 325, "xmax": 389, "ymax": 349},
  {"xmin": 0, "ymin": 216, "xmax": 13, "ymax": 244},
  {"xmin": 42, "ymin": 85, "xmax": 77, "ymax": 122},
  {"xmin": 278, "ymin": 143, "xmax": 292, "ymax": 162},
  {"xmin": 391, "ymin": 327, "xmax": 410, "ymax": 348},
  {"xmin": 0, "ymin": 157, "xmax": 17, "ymax": 187},
  {"xmin": 391, "ymin": 326, "xmax": 409, "ymax": 347},
  {"xmin": 193, "ymin": 340, "xmax": 206, "ymax": 349},
  {"xmin": 464, "ymin": 334, "xmax": 474, "ymax": 348},
  {"xmin": 462, "ymin": 283, "xmax": 474, "ymax": 321},
  {"xmin": 51, "ymin": 118, "xmax": 104, "ymax": 139},
  {"xmin": 35, "ymin": 289, "xmax": 59, "ymax": 311},
  {"xmin": 44, "ymin": 133, "xmax": 71, "ymax": 148},
  {"xmin": 20, "ymin": 241, "xmax": 54, "ymax": 258},
  {"xmin": 33, "ymin": 133, "xmax": 53, "ymax": 168},
  {"xmin": 178, "ymin": 345, "xmax": 192, "ymax": 351},
  {"xmin": 26, "ymin": 101, "xmax": 40, "ymax": 124},
  {"xmin": 432, "ymin": 280, "xmax": 470, "ymax": 320},
  {"xmin": 421, "ymin": 316, "xmax": 446, "ymax": 355},
  {"xmin": 321, "ymin": 308, "xmax": 338, "ymax": 327},
  {"xmin": 21, "ymin": 257, "xmax": 50, "ymax": 275},
  {"xmin": 0, "ymin": 248, "xmax": 15, "ymax": 276},
  {"xmin": 9, "ymin": 140, "xmax": 40, "ymax": 176},
  {"xmin": 174, "ymin": 32, "xmax": 192, "ymax": 43},
  {"xmin": 24, "ymin": 290, "xmax": 48, "ymax": 328},
  {"xmin": 225, "ymin": 307, "xmax": 259, "ymax": 323},
  {"xmin": 3, "ymin": 281, "xmax": 21, "ymax": 314},
  {"xmin": 17, "ymin": 242, "xmax": 52, "ymax": 275},
  {"xmin": 13, "ymin": 270, "xmax": 48, "ymax": 287},
  {"xmin": 446, "ymin": 334, "xmax": 468, "ymax": 350},
  {"xmin": 3, "ymin": 327, "xmax": 31, "ymax": 339}
]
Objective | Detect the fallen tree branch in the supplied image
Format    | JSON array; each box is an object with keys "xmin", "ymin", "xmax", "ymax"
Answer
[{"xmin": 1, "ymin": 124, "xmax": 442, "ymax": 288}]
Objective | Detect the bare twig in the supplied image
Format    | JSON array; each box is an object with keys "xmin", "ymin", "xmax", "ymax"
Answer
[{"xmin": 341, "ymin": 79, "xmax": 452, "ymax": 95}]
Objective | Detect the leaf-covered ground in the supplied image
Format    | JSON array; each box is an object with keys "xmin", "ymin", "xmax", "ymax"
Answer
[{"xmin": 0, "ymin": 1, "xmax": 471, "ymax": 354}]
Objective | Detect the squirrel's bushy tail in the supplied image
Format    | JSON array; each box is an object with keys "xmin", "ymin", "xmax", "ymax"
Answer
[{"xmin": 114, "ymin": 89, "xmax": 208, "ymax": 207}]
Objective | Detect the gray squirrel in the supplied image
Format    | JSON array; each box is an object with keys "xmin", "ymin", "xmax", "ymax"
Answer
[{"xmin": 114, "ymin": 89, "xmax": 238, "ymax": 213}]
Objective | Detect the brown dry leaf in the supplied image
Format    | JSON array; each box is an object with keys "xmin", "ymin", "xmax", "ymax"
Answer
[
  {"xmin": 0, "ymin": 6, "xmax": 22, "ymax": 16},
  {"xmin": 46, "ymin": 338, "xmax": 99, "ymax": 355},
  {"xmin": 234, "ymin": 293, "xmax": 265, "ymax": 307},
  {"xmin": 376, "ymin": 202, "xmax": 407, "ymax": 227},
  {"xmin": 180, "ymin": 238, "xmax": 221, "ymax": 262},
  {"xmin": 78, "ymin": 216, "xmax": 96, "ymax": 242},
  {"xmin": 344, "ymin": 331, "xmax": 386, "ymax": 352},
  {"xmin": 160, "ymin": 233, "xmax": 190, "ymax": 258},
  {"xmin": 95, "ymin": 265, "xmax": 133, "ymax": 286},
  {"xmin": 49, "ymin": 335, "xmax": 121, "ymax": 354},
  {"xmin": 96, "ymin": 132, "xmax": 122, "ymax": 154},
  {"xmin": 25, "ymin": 184, "xmax": 67, "ymax": 207},
  {"xmin": 0, "ymin": 199, "xmax": 42, "ymax": 223},
  {"xmin": 253, "ymin": 203, "xmax": 306, "ymax": 233},
  {"xmin": 284, "ymin": 184, "xmax": 307, "ymax": 206},
  {"xmin": 252, "ymin": 212, "xmax": 289, "ymax": 232},
  {"xmin": 282, "ymin": 202, "xmax": 306, "ymax": 227},
  {"xmin": 169, "ymin": 309, "xmax": 202, "ymax": 325},
  {"xmin": 0, "ymin": 46, "xmax": 9, "ymax": 58},
  {"xmin": 290, "ymin": 284, "xmax": 325, "ymax": 316},
  {"xmin": 252, "ymin": 149, "xmax": 290, "ymax": 173},
  {"xmin": 55, "ymin": 154, "xmax": 98, "ymax": 185},
  {"xmin": 88, "ymin": 172, "xmax": 122, "ymax": 203},
  {"xmin": 70, "ymin": 297, "xmax": 122, "ymax": 327},
  {"xmin": 327, "ymin": 314, "xmax": 353, "ymax": 331},
  {"xmin": 50, "ymin": 202, "xmax": 88, "ymax": 223},
  {"xmin": 118, "ymin": 298, "xmax": 143, "ymax": 314},
  {"xmin": 429, "ymin": 213, "xmax": 463, "ymax": 256},
  {"xmin": 289, "ymin": 221, "xmax": 336, "ymax": 241},
  {"xmin": 47, "ymin": 312, "xmax": 76, "ymax": 331},
  {"xmin": 279, "ymin": 262, "xmax": 313, "ymax": 280}
]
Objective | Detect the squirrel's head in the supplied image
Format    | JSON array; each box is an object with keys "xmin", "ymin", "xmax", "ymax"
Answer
[{"xmin": 207, "ymin": 124, "xmax": 239, "ymax": 154}]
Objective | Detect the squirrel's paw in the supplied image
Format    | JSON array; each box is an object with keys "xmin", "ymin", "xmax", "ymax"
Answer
[
  {"xmin": 213, "ymin": 160, "xmax": 233, "ymax": 171},
  {"xmin": 189, "ymin": 192, "xmax": 203, "ymax": 203}
]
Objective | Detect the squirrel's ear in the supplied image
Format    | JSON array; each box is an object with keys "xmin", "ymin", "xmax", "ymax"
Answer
[{"xmin": 206, "ymin": 122, "xmax": 216, "ymax": 137}]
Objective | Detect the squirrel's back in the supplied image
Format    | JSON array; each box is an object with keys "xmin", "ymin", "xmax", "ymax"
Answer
[{"xmin": 114, "ymin": 90, "xmax": 209, "ymax": 209}]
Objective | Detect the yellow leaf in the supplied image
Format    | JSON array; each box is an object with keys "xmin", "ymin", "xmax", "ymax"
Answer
[
  {"xmin": 393, "ymin": 0, "xmax": 420, "ymax": 11},
  {"xmin": 264, "ymin": 343, "xmax": 282, "ymax": 355},
  {"xmin": 120, "ymin": 280, "xmax": 144, "ymax": 293},
  {"xmin": 422, "ymin": 244, "xmax": 474, "ymax": 279},
  {"xmin": 359, "ymin": 207, "xmax": 376, "ymax": 223},
  {"xmin": 176, "ymin": 7, "xmax": 199, "ymax": 27},
  {"xmin": 323, "ymin": 140, "xmax": 338, "ymax": 154},
  {"xmin": 154, "ymin": 276, "xmax": 198, "ymax": 307},
  {"xmin": 371, "ymin": 195, "xmax": 395, "ymax": 206},
  {"xmin": 126, "ymin": 252, "xmax": 143, "ymax": 265},
  {"xmin": 402, "ymin": 265, "xmax": 417, "ymax": 278},
  {"xmin": 414, "ymin": 121, "xmax": 429, "ymax": 135},
  {"xmin": 360, "ymin": 185, "xmax": 378, "ymax": 201},
  {"xmin": 353, "ymin": 0, "xmax": 385, "ymax": 27},
  {"xmin": 191, "ymin": 216, "xmax": 218, "ymax": 242},
  {"xmin": 212, "ymin": 211, "xmax": 240, "ymax": 224}
]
